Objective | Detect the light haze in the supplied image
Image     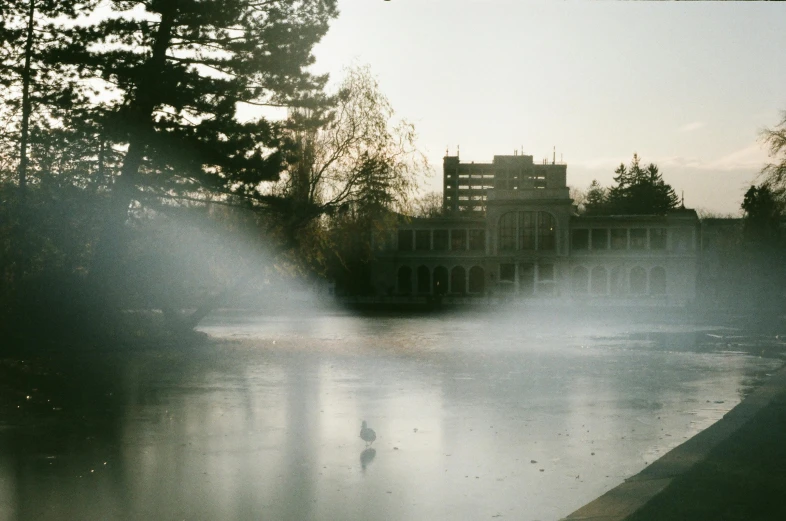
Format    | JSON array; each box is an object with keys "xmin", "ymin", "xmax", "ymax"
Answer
[{"xmin": 311, "ymin": 0, "xmax": 786, "ymax": 215}]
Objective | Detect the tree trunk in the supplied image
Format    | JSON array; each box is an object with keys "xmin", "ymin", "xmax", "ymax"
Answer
[
  {"xmin": 14, "ymin": 0, "xmax": 35, "ymax": 282},
  {"xmin": 90, "ymin": 4, "xmax": 178, "ymax": 305}
]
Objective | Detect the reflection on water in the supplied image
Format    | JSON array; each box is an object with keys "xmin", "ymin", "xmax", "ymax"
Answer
[
  {"xmin": 360, "ymin": 448, "xmax": 376, "ymax": 471},
  {"xmin": 0, "ymin": 311, "xmax": 782, "ymax": 521}
]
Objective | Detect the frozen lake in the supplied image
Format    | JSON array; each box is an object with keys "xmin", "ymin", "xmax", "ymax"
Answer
[{"xmin": 1, "ymin": 309, "xmax": 782, "ymax": 521}]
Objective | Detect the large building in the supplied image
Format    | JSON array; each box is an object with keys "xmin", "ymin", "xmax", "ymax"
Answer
[{"xmin": 370, "ymin": 152, "xmax": 699, "ymax": 306}]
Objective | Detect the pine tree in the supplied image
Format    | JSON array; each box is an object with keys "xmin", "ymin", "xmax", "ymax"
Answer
[
  {"xmin": 0, "ymin": 0, "xmax": 100, "ymax": 279},
  {"xmin": 604, "ymin": 154, "xmax": 679, "ymax": 215},
  {"xmin": 46, "ymin": 0, "xmax": 339, "ymax": 289},
  {"xmin": 584, "ymin": 179, "xmax": 608, "ymax": 215},
  {"xmin": 742, "ymin": 184, "xmax": 782, "ymax": 246}
]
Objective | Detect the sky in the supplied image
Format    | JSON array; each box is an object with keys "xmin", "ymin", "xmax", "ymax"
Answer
[{"xmin": 309, "ymin": 0, "xmax": 786, "ymax": 215}]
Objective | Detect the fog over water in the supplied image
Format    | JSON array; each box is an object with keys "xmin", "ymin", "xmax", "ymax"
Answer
[{"xmin": 1, "ymin": 310, "xmax": 782, "ymax": 521}]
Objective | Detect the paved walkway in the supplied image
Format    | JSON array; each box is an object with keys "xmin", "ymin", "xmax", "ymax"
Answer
[{"xmin": 560, "ymin": 364, "xmax": 786, "ymax": 521}]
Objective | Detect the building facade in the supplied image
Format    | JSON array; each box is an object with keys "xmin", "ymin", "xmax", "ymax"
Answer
[{"xmin": 371, "ymin": 153, "xmax": 699, "ymax": 306}]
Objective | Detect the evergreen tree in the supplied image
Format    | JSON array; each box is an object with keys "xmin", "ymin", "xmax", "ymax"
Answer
[
  {"xmin": 742, "ymin": 183, "xmax": 782, "ymax": 246},
  {"xmin": 0, "ymin": 0, "xmax": 100, "ymax": 279},
  {"xmin": 46, "ymin": 0, "xmax": 339, "ymax": 290},
  {"xmin": 604, "ymin": 154, "xmax": 679, "ymax": 215},
  {"xmin": 584, "ymin": 179, "xmax": 608, "ymax": 215}
]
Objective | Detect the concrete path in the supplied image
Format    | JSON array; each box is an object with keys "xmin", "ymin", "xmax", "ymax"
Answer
[{"xmin": 560, "ymin": 364, "xmax": 786, "ymax": 521}]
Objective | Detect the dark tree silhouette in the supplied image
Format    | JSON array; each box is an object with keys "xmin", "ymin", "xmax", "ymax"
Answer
[
  {"xmin": 592, "ymin": 154, "xmax": 680, "ymax": 215},
  {"xmin": 760, "ymin": 111, "xmax": 786, "ymax": 195},
  {"xmin": 742, "ymin": 184, "xmax": 782, "ymax": 246},
  {"xmin": 44, "ymin": 0, "xmax": 339, "ymax": 314}
]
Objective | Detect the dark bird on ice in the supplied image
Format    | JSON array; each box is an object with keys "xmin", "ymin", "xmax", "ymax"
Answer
[{"xmin": 360, "ymin": 421, "xmax": 376, "ymax": 446}]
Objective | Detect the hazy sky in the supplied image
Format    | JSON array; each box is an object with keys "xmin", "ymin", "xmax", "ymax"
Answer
[{"xmin": 310, "ymin": 0, "xmax": 786, "ymax": 215}]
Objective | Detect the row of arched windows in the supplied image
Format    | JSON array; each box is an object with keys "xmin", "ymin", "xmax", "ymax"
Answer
[
  {"xmin": 571, "ymin": 266, "xmax": 666, "ymax": 296},
  {"xmin": 498, "ymin": 211, "xmax": 556, "ymax": 252},
  {"xmin": 398, "ymin": 265, "xmax": 485, "ymax": 295}
]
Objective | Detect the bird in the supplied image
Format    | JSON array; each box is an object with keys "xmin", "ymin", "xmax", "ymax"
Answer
[{"xmin": 360, "ymin": 420, "xmax": 376, "ymax": 446}]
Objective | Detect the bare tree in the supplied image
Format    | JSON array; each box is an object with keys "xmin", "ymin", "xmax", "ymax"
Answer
[
  {"xmin": 413, "ymin": 191, "xmax": 444, "ymax": 218},
  {"xmin": 760, "ymin": 110, "xmax": 786, "ymax": 195}
]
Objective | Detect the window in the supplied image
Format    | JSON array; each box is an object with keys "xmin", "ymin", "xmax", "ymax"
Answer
[
  {"xmin": 538, "ymin": 264, "xmax": 555, "ymax": 282},
  {"xmin": 591, "ymin": 229, "xmax": 609, "ymax": 250},
  {"xmin": 433, "ymin": 230, "xmax": 449, "ymax": 250},
  {"xmin": 415, "ymin": 230, "xmax": 430, "ymax": 250},
  {"xmin": 538, "ymin": 212, "xmax": 556, "ymax": 251},
  {"xmin": 397, "ymin": 266, "xmax": 412, "ymax": 295},
  {"xmin": 495, "ymin": 169, "xmax": 515, "ymax": 190},
  {"xmin": 398, "ymin": 230, "xmax": 413, "ymax": 251},
  {"xmin": 498, "ymin": 211, "xmax": 557, "ymax": 252},
  {"xmin": 650, "ymin": 228, "xmax": 667, "ymax": 250},
  {"xmin": 611, "ymin": 229, "xmax": 628, "ymax": 250},
  {"xmin": 417, "ymin": 266, "xmax": 430, "ymax": 294},
  {"xmin": 499, "ymin": 213, "xmax": 517, "ymax": 251},
  {"xmin": 499, "ymin": 263, "xmax": 515, "ymax": 282},
  {"xmin": 433, "ymin": 266, "xmax": 448, "ymax": 295},
  {"xmin": 591, "ymin": 266, "xmax": 607, "ymax": 295},
  {"xmin": 672, "ymin": 228, "xmax": 694, "ymax": 251},
  {"xmin": 572, "ymin": 266, "xmax": 589, "ymax": 294},
  {"xmin": 469, "ymin": 229, "xmax": 485, "ymax": 251},
  {"xmin": 630, "ymin": 266, "xmax": 647, "ymax": 294},
  {"xmin": 518, "ymin": 263, "xmax": 535, "ymax": 295},
  {"xmin": 520, "ymin": 212, "xmax": 536, "ymax": 250},
  {"xmin": 572, "ymin": 229, "xmax": 589, "ymax": 251},
  {"xmin": 537, "ymin": 263, "xmax": 555, "ymax": 295},
  {"xmin": 630, "ymin": 229, "xmax": 647, "ymax": 250},
  {"xmin": 650, "ymin": 267, "xmax": 666, "ymax": 295},
  {"xmin": 469, "ymin": 266, "xmax": 485, "ymax": 294},
  {"xmin": 451, "ymin": 229, "xmax": 467, "ymax": 251},
  {"xmin": 610, "ymin": 266, "xmax": 625, "ymax": 295},
  {"xmin": 451, "ymin": 266, "xmax": 466, "ymax": 294}
]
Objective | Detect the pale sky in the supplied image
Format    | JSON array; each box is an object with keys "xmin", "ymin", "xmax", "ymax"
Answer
[{"xmin": 310, "ymin": 0, "xmax": 786, "ymax": 215}]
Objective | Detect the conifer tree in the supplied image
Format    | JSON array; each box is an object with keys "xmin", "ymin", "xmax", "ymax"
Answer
[
  {"xmin": 605, "ymin": 154, "xmax": 679, "ymax": 215},
  {"xmin": 48, "ymin": 0, "xmax": 339, "ymax": 285},
  {"xmin": 584, "ymin": 179, "xmax": 608, "ymax": 215},
  {"xmin": 0, "ymin": 0, "xmax": 101, "ymax": 279}
]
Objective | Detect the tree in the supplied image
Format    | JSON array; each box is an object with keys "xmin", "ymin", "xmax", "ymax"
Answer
[
  {"xmin": 604, "ymin": 154, "xmax": 679, "ymax": 214},
  {"xmin": 49, "ymin": 1, "xmax": 338, "ymax": 282},
  {"xmin": 741, "ymin": 184, "xmax": 782, "ymax": 246},
  {"xmin": 413, "ymin": 191, "xmax": 444, "ymax": 218},
  {"xmin": 0, "ymin": 0, "xmax": 101, "ymax": 279},
  {"xmin": 760, "ymin": 110, "xmax": 786, "ymax": 195},
  {"xmin": 269, "ymin": 65, "xmax": 427, "ymax": 275},
  {"xmin": 583, "ymin": 179, "xmax": 608, "ymax": 215}
]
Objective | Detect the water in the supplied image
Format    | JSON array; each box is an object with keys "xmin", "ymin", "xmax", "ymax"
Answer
[{"xmin": 0, "ymin": 310, "xmax": 782, "ymax": 521}]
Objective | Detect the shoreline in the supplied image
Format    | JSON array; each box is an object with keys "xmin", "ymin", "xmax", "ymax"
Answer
[{"xmin": 560, "ymin": 363, "xmax": 786, "ymax": 521}]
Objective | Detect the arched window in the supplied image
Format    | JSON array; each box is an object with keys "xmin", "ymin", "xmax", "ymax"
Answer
[
  {"xmin": 519, "ymin": 211, "xmax": 536, "ymax": 250},
  {"xmin": 397, "ymin": 266, "xmax": 412, "ymax": 295},
  {"xmin": 591, "ymin": 266, "xmax": 608, "ymax": 295},
  {"xmin": 538, "ymin": 212, "xmax": 556, "ymax": 251},
  {"xmin": 610, "ymin": 266, "xmax": 625, "ymax": 295},
  {"xmin": 499, "ymin": 212, "xmax": 517, "ymax": 251},
  {"xmin": 650, "ymin": 267, "xmax": 666, "ymax": 295},
  {"xmin": 433, "ymin": 266, "xmax": 448, "ymax": 296},
  {"xmin": 572, "ymin": 266, "xmax": 589, "ymax": 294},
  {"xmin": 469, "ymin": 266, "xmax": 485, "ymax": 294},
  {"xmin": 417, "ymin": 265, "xmax": 430, "ymax": 294},
  {"xmin": 450, "ymin": 266, "xmax": 466, "ymax": 294},
  {"xmin": 630, "ymin": 266, "xmax": 647, "ymax": 295}
]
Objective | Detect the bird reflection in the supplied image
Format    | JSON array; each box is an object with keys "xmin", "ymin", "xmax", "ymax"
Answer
[{"xmin": 360, "ymin": 448, "xmax": 376, "ymax": 470}]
